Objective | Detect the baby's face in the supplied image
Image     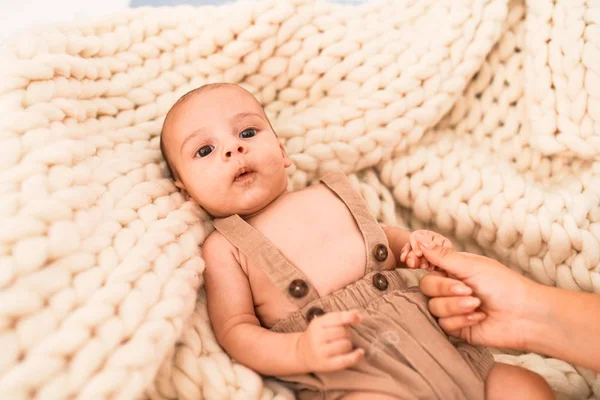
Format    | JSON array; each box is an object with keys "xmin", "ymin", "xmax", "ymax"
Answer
[{"xmin": 164, "ymin": 85, "xmax": 292, "ymax": 218}]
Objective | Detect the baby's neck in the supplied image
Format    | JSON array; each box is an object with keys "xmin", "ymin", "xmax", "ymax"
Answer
[{"xmin": 239, "ymin": 189, "xmax": 290, "ymax": 220}]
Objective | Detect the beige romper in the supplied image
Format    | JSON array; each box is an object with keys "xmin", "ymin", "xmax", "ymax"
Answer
[{"xmin": 214, "ymin": 171, "xmax": 494, "ymax": 400}]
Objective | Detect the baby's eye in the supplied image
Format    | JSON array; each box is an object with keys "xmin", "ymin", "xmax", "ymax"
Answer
[
  {"xmin": 195, "ymin": 145, "xmax": 214, "ymax": 158},
  {"xmin": 239, "ymin": 128, "xmax": 256, "ymax": 139}
]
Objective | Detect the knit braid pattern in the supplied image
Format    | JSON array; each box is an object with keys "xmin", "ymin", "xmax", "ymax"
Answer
[{"xmin": 1, "ymin": 0, "xmax": 598, "ymax": 398}]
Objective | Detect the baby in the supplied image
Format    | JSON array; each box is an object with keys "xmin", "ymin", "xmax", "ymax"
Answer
[{"xmin": 160, "ymin": 83, "xmax": 554, "ymax": 400}]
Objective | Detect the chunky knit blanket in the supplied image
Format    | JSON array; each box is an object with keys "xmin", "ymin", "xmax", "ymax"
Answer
[{"xmin": 1, "ymin": 0, "xmax": 599, "ymax": 398}]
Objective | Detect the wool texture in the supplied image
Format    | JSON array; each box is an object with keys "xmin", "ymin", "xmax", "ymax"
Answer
[{"xmin": 0, "ymin": 0, "xmax": 599, "ymax": 398}]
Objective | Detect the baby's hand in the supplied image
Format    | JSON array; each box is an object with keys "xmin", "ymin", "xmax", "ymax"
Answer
[
  {"xmin": 297, "ymin": 309, "xmax": 365, "ymax": 373},
  {"xmin": 400, "ymin": 230, "xmax": 452, "ymax": 271}
]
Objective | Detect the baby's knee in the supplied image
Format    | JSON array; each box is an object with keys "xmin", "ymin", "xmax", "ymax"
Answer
[{"xmin": 485, "ymin": 362, "xmax": 554, "ymax": 400}]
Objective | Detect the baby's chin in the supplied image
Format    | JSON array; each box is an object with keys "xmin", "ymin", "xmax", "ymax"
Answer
[
  {"xmin": 201, "ymin": 194, "xmax": 276, "ymax": 219},
  {"xmin": 194, "ymin": 175, "xmax": 288, "ymax": 218}
]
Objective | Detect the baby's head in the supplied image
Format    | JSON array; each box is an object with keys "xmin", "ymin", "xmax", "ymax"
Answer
[{"xmin": 160, "ymin": 83, "xmax": 292, "ymax": 218}]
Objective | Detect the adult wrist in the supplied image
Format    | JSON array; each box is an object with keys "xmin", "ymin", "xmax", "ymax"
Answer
[{"xmin": 520, "ymin": 282, "xmax": 560, "ymax": 354}]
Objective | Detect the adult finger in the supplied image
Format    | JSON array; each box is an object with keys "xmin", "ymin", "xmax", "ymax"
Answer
[
  {"xmin": 430, "ymin": 232, "xmax": 452, "ymax": 249},
  {"xmin": 438, "ymin": 313, "xmax": 486, "ymax": 334},
  {"xmin": 429, "ymin": 269, "xmax": 449, "ymax": 278},
  {"xmin": 420, "ymin": 274, "xmax": 472, "ymax": 297},
  {"xmin": 428, "ymin": 296, "xmax": 481, "ymax": 318},
  {"xmin": 439, "ymin": 237, "xmax": 452, "ymax": 248},
  {"xmin": 420, "ymin": 245, "xmax": 483, "ymax": 279},
  {"xmin": 321, "ymin": 309, "xmax": 362, "ymax": 328}
]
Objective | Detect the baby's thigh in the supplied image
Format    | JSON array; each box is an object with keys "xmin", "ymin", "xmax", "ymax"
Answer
[
  {"xmin": 486, "ymin": 362, "xmax": 555, "ymax": 400},
  {"xmin": 341, "ymin": 392, "xmax": 401, "ymax": 400}
]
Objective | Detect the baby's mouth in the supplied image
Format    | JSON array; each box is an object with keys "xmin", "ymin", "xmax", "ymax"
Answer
[{"xmin": 234, "ymin": 167, "xmax": 255, "ymax": 182}]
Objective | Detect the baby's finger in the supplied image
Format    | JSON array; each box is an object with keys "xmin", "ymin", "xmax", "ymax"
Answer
[
  {"xmin": 321, "ymin": 309, "xmax": 362, "ymax": 328},
  {"xmin": 323, "ymin": 326, "xmax": 351, "ymax": 342},
  {"xmin": 406, "ymin": 254, "xmax": 414, "ymax": 268},
  {"xmin": 421, "ymin": 258, "xmax": 430, "ymax": 270},
  {"xmin": 328, "ymin": 348, "xmax": 365, "ymax": 370},
  {"xmin": 438, "ymin": 313, "xmax": 486, "ymax": 334},
  {"xmin": 428, "ymin": 296, "xmax": 481, "ymax": 318},
  {"xmin": 410, "ymin": 234, "xmax": 423, "ymax": 257},
  {"xmin": 400, "ymin": 243, "xmax": 410, "ymax": 262},
  {"xmin": 324, "ymin": 338, "xmax": 353, "ymax": 357},
  {"xmin": 406, "ymin": 253, "xmax": 421, "ymax": 269},
  {"xmin": 419, "ymin": 274, "xmax": 471, "ymax": 297}
]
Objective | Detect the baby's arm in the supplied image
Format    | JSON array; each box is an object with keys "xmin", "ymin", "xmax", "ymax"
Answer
[
  {"xmin": 202, "ymin": 232, "xmax": 306, "ymax": 376},
  {"xmin": 382, "ymin": 226, "xmax": 411, "ymax": 265},
  {"xmin": 383, "ymin": 226, "xmax": 451, "ymax": 270}
]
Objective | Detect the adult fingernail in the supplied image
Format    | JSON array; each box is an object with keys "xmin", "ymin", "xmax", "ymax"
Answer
[
  {"xmin": 452, "ymin": 284, "xmax": 471, "ymax": 295},
  {"xmin": 460, "ymin": 297, "xmax": 480, "ymax": 308}
]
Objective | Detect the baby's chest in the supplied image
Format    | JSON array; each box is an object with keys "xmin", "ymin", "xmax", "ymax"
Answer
[{"xmin": 246, "ymin": 190, "xmax": 395, "ymax": 317}]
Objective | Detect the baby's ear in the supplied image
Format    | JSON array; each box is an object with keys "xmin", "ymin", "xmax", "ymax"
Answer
[
  {"xmin": 174, "ymin": 179, "xmax": 185, "ymax": 191},
  {"xmin": 174, "ymin": 179, "xmax": 191, "ymax": 200},
  {"xmin": 279, "ymin": 143, "xmax": 293, "ymax": 167}
]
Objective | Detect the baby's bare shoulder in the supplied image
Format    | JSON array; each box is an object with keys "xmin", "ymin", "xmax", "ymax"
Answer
[
  {"xmin": 201, "ymin": 229, "xmax": 257, "ymax": 336},
  {"xmin": 200, "ymin": 229, "xmax": 241, "ymax": 275},
  {"xmin": 203, "ymin": 229, "xmax": 233, "ymax": 254}
]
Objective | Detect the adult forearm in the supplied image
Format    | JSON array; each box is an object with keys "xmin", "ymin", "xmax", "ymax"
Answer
[
  {"xmin": 525, "ymin": 284, "xmax": 600, "ymax": 371},
  {"xmin": 221, "ymin": 323, "xmax": 308, "ymax": 376}
]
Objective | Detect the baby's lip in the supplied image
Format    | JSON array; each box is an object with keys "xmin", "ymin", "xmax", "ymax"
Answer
[{"xmin": 233, "ymin": 166, "xmax": 254, "ymax": 180}]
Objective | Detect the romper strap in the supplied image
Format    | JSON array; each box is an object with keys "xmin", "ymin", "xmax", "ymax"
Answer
[
  {"xmin": 319, "ymin": 171, "xmax": 390, "ymax": 274},
  {"xmin": 213, "ymin": 214, "xmax": 321, "ymax": 308}
]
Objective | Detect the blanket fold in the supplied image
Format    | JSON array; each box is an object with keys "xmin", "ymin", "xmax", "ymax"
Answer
[{"xmin": 0, "ymin": 0, "xmax": 598, "ymax": 398}]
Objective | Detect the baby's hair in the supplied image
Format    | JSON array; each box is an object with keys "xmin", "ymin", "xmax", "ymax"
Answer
[{"xmin": 159, "ymin": 83, "xmax": 231, "ymax": 181}]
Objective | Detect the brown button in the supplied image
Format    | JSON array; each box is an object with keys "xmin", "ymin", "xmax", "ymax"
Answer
[
  {"xmin": 289, "ymin": 279, "xmax": 309, "ymax": 298},
  {"xmin": 306, "ymin": 306, "xmax": 326, "ymax": 323},
  {"xmin": 372, "ymin": 272, "xmax": 388, "ymax": 290},
  {"xmin": 373, "ymin": 244, "xmax": 388, "ymax": 262}
]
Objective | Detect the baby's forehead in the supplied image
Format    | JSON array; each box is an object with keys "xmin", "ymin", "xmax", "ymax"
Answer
[
  {"xmin": 164, "ymin": 85, "xmax": 266, "ymax": 142},
  {"xmin": 176, "ymin": 85, "xmax": 263, "ymax": 118}
]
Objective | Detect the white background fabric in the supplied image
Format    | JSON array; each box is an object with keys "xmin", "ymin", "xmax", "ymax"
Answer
[{"xmin": 0, "ymin": 0, "xmax": 599, "ymax": 399}]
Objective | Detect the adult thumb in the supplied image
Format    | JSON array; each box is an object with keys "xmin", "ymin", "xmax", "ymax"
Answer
[{"xmin": 421, "ymin": 245, "xmax": 474, "ymax": 279}]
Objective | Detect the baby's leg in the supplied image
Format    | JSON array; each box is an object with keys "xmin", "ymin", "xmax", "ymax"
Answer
[
  {"xmin": 341, "ymin": 391, "xmax": 400, "ymax": 400},
  {"xmin": 486, "ymin": 362, "xmax": 554, "ymax": 400}
]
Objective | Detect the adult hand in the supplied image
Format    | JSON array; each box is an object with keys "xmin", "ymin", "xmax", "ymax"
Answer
[
  {"xmin": 420, "ymin": 244, "xmax": 600, "ymax": 372},
  {"xmin": 418, "ymin": 245, "xmax": 542, "ymax": 351},
  {"xmin": 400, "ymin": 230, "xmax": 452, "ymax": 270}
]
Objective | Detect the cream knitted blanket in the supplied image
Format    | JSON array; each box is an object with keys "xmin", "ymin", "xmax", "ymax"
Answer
[{"xmin": 1, "ymin": 0, "xmax": 599, "ymax": 398}]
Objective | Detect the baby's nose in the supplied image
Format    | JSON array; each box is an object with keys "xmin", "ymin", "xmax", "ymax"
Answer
[{"xmin": 225, "ymin": 143, "xmax": 246, "ymax": 158}]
